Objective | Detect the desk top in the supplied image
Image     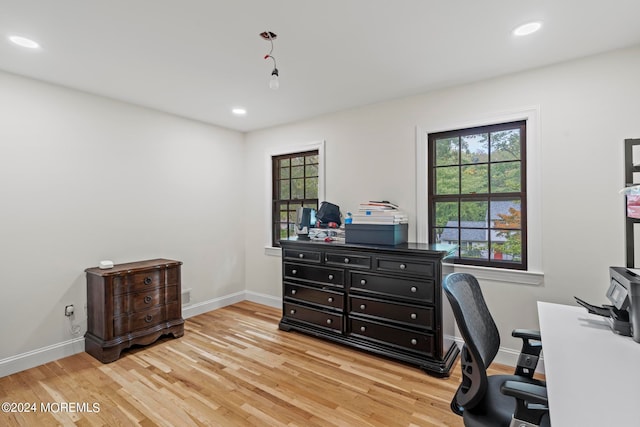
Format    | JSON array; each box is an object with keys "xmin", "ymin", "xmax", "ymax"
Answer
[{"xmin": 538, "ymin": 302, "xmax": 640, "ymax": 426}]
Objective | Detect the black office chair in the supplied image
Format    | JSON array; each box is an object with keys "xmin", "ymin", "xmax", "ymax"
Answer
[{"xmin": 443, "ymin": 272, "xmax": 549, "ymax": 427}]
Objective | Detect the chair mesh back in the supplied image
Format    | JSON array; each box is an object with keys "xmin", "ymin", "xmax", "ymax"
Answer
[{"xmin": 443, "ymin": 273, "xmax": 500, "ymax": 410}]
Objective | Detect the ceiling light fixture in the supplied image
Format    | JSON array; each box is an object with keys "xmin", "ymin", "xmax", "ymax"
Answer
[
  {"xmin": 260, "ymin": 31, "xmax": 279, "ymax": 90},
  {"xmin": 9, "ymin": 35, "xmax": 40, "ymax": 49},
  {"xmin": 513, "ymin": 21, "xmax": 542, "ymax": 37},
  {"xmin": 232, "ymin": 107, "xmax": 247, "ymax": 115}
]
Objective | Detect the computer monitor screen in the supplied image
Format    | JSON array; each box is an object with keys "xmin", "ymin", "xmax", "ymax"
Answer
[{"xmin": 295, "ymin": 207, "xmax": 317, "ymax": 233}]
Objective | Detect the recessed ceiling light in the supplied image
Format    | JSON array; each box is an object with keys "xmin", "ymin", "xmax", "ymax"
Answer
[
  {"xmin": 8, "ymin": 35, "xmax": 40, "ymax": 49},
  {"xmin": 513, "ymin": 22, "xmax": 542, "ymax": 37},
  {"xmin": 232, "ymin": 108, "xmax": 247, "ymax": 115}
]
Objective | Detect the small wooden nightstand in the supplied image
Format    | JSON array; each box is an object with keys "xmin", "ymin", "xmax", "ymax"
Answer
[{"xmin": 84, "ymin": 258, "xmax": 184, "ymax": 363}]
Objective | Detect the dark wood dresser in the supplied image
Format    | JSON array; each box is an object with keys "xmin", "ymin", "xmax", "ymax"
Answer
[
  {"xmin": 279, "ymin": 239, "xmax": 459, "ymax": 377},
  {"xmin": 85, "ymin": 258, "xmax": 184, "ymax": 363}
]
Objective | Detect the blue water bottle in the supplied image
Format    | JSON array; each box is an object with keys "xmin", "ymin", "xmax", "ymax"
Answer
[{"xmin": 345, "ymin": 212, "xmax": 353, "ymax": 224}]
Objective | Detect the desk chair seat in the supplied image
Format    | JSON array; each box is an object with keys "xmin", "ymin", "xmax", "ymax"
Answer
[{"xmin": 443, "ymin": 273, "xmax": 549, "ymax": 427}]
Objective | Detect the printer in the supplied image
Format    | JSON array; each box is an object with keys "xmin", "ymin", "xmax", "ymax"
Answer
[{"xmin": 575, "ymin": 266, "xmax": 640, "ymax": 342}]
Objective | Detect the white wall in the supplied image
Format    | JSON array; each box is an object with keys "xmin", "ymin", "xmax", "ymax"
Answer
[
  {"xmin": 244, "ymin": 45, "xmax": 640, "ymax": 362},
  {"xmin": 0, "ymin": 71, "xmax": 246, "ymax": 374},
  {"xmin": 2, "ymin": 44, "xmax": 639, "ymax": 376}
]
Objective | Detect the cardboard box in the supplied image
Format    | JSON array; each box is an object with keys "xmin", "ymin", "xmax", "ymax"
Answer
[{"xmin": 345, "ymin": 223, "xmax": 408, "ymax": 245}]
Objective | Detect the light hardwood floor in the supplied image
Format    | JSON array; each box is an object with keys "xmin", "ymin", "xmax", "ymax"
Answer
[{"xmin": 0, "ymin": 301, "xmax": 514, "ymax": 427}]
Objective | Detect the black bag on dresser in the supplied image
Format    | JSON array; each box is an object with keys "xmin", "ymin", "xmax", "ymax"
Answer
[{"xmin": 316, "ymin": 201, "xmax": 341, "ymax": 227}]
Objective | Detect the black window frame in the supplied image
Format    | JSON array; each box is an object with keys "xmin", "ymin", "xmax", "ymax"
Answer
[
  {"xmin": 272, "ymin": 150, "xmax": 319, "ymax": 247},
  {"xmin": 428, "ymin": 120, "xmax": 527, "ymax": 270}
]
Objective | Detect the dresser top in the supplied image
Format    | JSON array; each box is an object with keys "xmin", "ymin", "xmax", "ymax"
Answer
[
  {"xmin": 85, "ymin": 258, "xmax": 182, "ymax": 276},
  {"xmin": 280, "ymin": 238, "xmax": 456, "ymax": 258}
]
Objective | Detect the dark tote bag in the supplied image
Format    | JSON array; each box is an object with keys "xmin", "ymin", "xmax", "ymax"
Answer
[{"xmin": 316, "ymin": 201, "xmax": 341, "ymax": 227}]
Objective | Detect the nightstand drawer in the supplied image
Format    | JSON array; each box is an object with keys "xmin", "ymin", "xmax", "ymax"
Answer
[
  {"xmin": 113, "ymin": 269, "xmax": 162, "ymax": 295},
  {"xmin": 114, "ymin": 285, "xmax": 179, "ymax": 315},
  {"xmin": 350, "ymin": 296, "xmax": 434, "ymax": 330},
  {"xmin": 350, "ymin": 272, "xmax": 434, "ymax": 303},
  {"xmin": 284, "ymin": 262, "xmax": 344, "ymax": 286},
  {"xmin": 284, "ymin": 282, "xmax": 344, "ymax": 310},
  {"xmin": 114, "ymin": 306, "xmax": 165, "ymax": 336},
  {"xmin": 350, "ymin": 318, "xmax": 434, "ymax": 357},
  {"xmin": 284, "ymin": 302, "xmax": 343, "ymax": 333}
]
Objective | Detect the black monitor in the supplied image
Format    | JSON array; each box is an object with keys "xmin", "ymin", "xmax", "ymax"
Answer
[{"xmin": 295, "ymin": 207, "xmax": 316, "ymax": 235}]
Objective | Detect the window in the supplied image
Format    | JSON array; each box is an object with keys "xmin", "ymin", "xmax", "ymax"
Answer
[
  {"xmin": 428, "ymin": 120, "xmax": 527, "ymax": 270},
  {"xmin": 272, "ymin": 150, "xmax": 319, "ymax": 246}
]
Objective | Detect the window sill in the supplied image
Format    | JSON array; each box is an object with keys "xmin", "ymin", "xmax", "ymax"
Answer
[
  {"xmin": 443, "ymin": 263, "xmax": 544, "ymax": 286},
  {"xmin": 265, "ymin": 246, "xmax": 282, "ymax": 257}
]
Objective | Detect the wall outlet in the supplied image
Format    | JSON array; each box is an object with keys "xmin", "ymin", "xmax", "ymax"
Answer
[{"xmin": 65, "ymin": 304, "xmax": 74, "ymax": 317}]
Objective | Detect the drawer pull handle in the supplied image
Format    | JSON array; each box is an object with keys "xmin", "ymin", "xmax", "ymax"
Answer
[
  {"xmin": 144, "ymin": 277, "xmax": 152, "ymax": 285},
  {"xmin": 291, "ymin": 289, "xmax": 297, "ymax": 295},
  {"xmin": 360, "ymin": 279, "xmax": 367, "ymax": 286},
  {"xmin": 299, "ymin": 253, "xmax": 304, "ymax": 259},
  {"xmin": 326, "ymin": 319, "xmax": 333, "ymax": 324},
  {"xmin": 360, "ymin": 304, "xmax": 366, "ymax": 310},
  {"xmin": 328, "ymin": 274, "xmax": 334, "ymax": 280},
  {"xmin": 344, "ymin": 258, "xmax": 350, "ymax": 264},
  {"xmin": 411, "ymin": 338, "xmax": 418, "ymax": 345},
  {"xmin": 290, "ymin": 309, "xmax": 296, "ymax": 315},
  {"xmin": 410, "ymin": 286, "xmax": 418, "ymax": 293},
  {"xmin": 360, "ymin": 326, "xmax": 366, "ymax": 332},
  {"xmin": 400, "ymin": 264, "xmax": 407, "ymax": 270},
  {"xmin": 144, "ymin": 296, "xmax": 152, "ymax": 304},
  {"xmin": 328, "ymin": 297, "xmax": 334, "ymax": 303},
  {"xmin": 145, "ymin": 314, "xmax": 153, "ymax": 323},
  {"xmin": 291, "ymin": 269, "xmax": 297, "ymax": 275},
  {"xmin": 411, "ymin": 313, "xmax": 417, "ymax": 320}
]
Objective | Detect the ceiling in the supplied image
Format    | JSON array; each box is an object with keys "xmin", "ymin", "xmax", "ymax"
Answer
[{"xmin": 2, "ymin": 1, "xmax": 640, "ymax": 133}]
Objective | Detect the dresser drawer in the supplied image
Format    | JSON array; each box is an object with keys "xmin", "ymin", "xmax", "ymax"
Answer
[
  {"xmin": 376, "ymin": 257, "xmax": 435, "ymax": 278},
  {"xmin": 325, "ymin": 252, "xmax": 371, "ymax": 269},
  {"xmin": 283, "ymin": 302, "xmax": 343, "ymax": 333},
  {"xmin": 113, "ymin": 285, "xmax": 178, "ymax": 315},
  {"xmin": 284, "ymin": 282, "xmax": 344, "ymax": 310},
  {"xmin": 113, "ymin": 269, "xmax": 163, "ymax": 295},
  {"xmin": 350, "ymin": 296, "xmax": 434, "ymax": 330},
  {"xmin": 284, "ymin": 262, "xmax": 344, "ymax": 286},
  {"xmin": 283, "ymin": 248, "xmax": 322, "ymax": 263},
  {"xmin": 114, "ymin": 306, "xmax": 166, "ymax": 336},
  {"xmin": 350, "ymin": 318, "xmax": 434, "ymax": 357},
  {"xmin": 350, "ymin": 272, "xmax": 434, "ymax": 303}
]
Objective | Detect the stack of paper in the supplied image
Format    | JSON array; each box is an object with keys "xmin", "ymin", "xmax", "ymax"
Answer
[{"xmin": 352, "ymin": 201, "xmax": 408, "ymax": 225}]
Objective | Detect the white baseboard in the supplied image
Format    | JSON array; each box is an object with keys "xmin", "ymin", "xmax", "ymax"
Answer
[
  {"xmin": 0, "ymin": 337, "xmax": 85, "ymax": 378},
  {"xmin": 181, "ymin": 291, "xmax": 245, "ymax": 319},
  {"xmin": 1, "ymin": 291, "xmax": 253, "ymax": 378},
  {"xmin": 244, "ymin": 290, "xmax": 281, "ymax": 308}
]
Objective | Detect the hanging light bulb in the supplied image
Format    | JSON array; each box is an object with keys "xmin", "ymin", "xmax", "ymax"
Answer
[
  {"xmin": 270, "ymin": 68, "xmax": 279, "ymax": 90},
  {"xmin": 261, "ymin": 31, "xmax": 280, "ymax": 90}
]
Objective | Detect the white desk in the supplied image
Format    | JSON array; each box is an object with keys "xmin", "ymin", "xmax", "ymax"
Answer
[{"xmin": 538, "ymin": 302, "xmax": 640, "ymax": 426}]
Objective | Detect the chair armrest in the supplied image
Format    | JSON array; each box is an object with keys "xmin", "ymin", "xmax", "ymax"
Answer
[
  {"xmin": 501, "ymin": 381, "xmax": 547, "ymax": 405},
  {"xmin": 512, "ymin": 329, "xmax": 541, "ymax": 341},
  {"xmin": 512, "ymin": 329, "xmax": 542, "ymax": 377},
  {"xmin": 501, "ymin": 381, "xmax": 549, "ymax": 426}
]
